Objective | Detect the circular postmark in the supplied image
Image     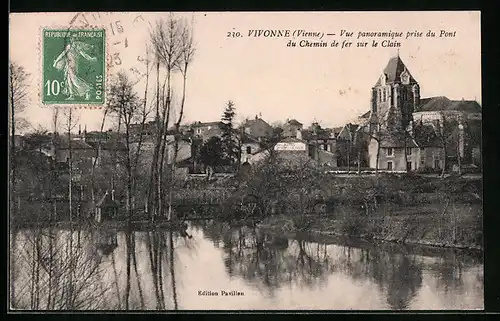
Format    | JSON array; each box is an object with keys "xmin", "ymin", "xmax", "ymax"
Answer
[{"xmin": 69, "ymin": 12, "xmax": 151, "ymax": 87}]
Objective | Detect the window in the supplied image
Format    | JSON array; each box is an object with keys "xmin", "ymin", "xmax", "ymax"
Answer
[
  {"xmin": 196, "ymin": 128, "xmax": 201, "ymax": 134},
  {"xmin": 378, "ymin": 89, "xmax": 382, "ymax": 102},
  {"xmin": 402, "ymin": 90, "xmax": 407, "ymax": 101},
  {"xmin": 382, "ymin": 89, "xmax": 386, "ymax": 102},
  {"xmin": 434, "ymin": 159, "xmax": 440, "ymax": 169},
  {"xmin": 387, "ymin": 148, "xmax": 393, "ymax": 156},
  {"xmin": 387, "ymin": 161, "xmax": 393, "ymax": 170},
  {"xmin": 246, "ymin": 146, "xmax": 252, "ymax": 154},
  {"xmin": 406, "ymin": 162, "xmax": 412, "ymax": 171},
  {"xmin": 406, "ymin": 147, "xmax": 412, "ymax": 155}
]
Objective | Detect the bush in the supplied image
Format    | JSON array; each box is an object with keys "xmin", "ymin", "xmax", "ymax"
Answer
[{"xmin": 340, "ymin": 216, "xmax": 365, "ymax": 236}]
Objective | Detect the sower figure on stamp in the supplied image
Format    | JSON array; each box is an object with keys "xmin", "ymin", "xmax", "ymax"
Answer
[{"xmin": 53, "ymin": 37, "xmax": 97, "ymax": 101}]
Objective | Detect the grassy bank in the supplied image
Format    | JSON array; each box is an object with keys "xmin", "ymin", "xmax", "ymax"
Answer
[{"xmin": 258, "ymin": 201, "xmax": 483, "ymax": 251}]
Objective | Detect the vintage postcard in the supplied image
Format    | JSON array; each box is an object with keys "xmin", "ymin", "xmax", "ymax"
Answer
[{"xmin": 8, "ymin": 11, "xmax": 482, "ymax": 311}]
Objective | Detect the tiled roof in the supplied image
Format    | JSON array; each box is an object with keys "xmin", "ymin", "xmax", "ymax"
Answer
[
  {"xmin": 378, "ymin": 131, "xmax": 419, "ymax": 148},
  {"xmin": 417, "ymin": 97, "xmax": 482, "ymax": 113},
  {"xmin": 191, "ymin": 121, "xmax": 223, "ymax": 128},
  {"xmin": 331, "ymin": 127, "xmax": 344, "ymax": 137},
  {"xmin": 359, "ymin": 111, "xmax": 371, "ymax": 119},
  {"xmin": 299, "ymin": 129, "xmax": 334, "ymax": 141},
  {"xmin": 57, "ymin": 139, "xmax": 94, "ymax": 149},
  {"xmin": 286, "ymin": 119, "xmax": 303, "ymax": 126},
  {"xmin": 375, "ymin": 56, "xmax": 417, "ymax": 86},
  {"xmin": 278, "ymin": 137, "xmax": 306, "ymax": 144},
  {"xmin": 241, "ymin": 134, "xmax": 261, "ymax": 144},
  {"xmin": 86, "ymin": 140, "xmax": 128, "ymax": 151}
]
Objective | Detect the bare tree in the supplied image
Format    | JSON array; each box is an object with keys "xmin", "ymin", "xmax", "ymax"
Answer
[
  {"xmin": 435, "ymin": 112, "xmax": 461, "ymax": 178},
  {"xmin": 130, "ymin": 45, "xmax": 153, "ymax": 213},
  {"xmin": 9, "ymin": 62, "xmax": 30, "ymax": 223},
  {"xmin": 90, "ymin": 108, "xmax": 109, "ymax": 211},
  {"xmin": 61, "ymin": 107, "xmax": 80, "ymax": 307},
  {"xmin": 107, "ymin": 72, "xmax": 142, "ymax": 223},
  {"xmin": 168, "ymin": 17, "xmax": 195, "ymax": 220},
  {"xmin": 148, "ymin": 14, "xmax": 195, "ymax": 221},
  {"xmin": 149, "ymin": 15, "xmax": 182, "ymax": 219},
  {"xmin": 62, "ymin": 108, "xmax": 81, "ymax": 223}
]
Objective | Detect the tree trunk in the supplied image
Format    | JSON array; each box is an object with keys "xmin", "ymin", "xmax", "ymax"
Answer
[
  {"xmin": 441, "ymin": 142, "xmax": 447, "ymax": 178},
  {"xmin": 168, "ymin": 65, "xmax": 189, "ymax": 221},
  {"xmin": 457, "ymin": 143, "xmax": 462, "ymax": 175},
  {"xmin": 125, "ymin": 230, "xmax": 131, "ymax": 310},
  {"xmin": 347, "ymin": 138, "xmax": 351, "ymax": 172},
  {"xmin": 357, "ymin": 149, "xmax": 362, "ymax": 175},
  {"xmin": 169, "ymin": 230, "xmax": 178, "ymax": 310},
  {"xmin": 10, "ymin": 72, "xmax": 16, "ymax": 224},
  {"xmin": 91, "ymin": 109, "xmax": 108, "ymax": 211},
  {"xmin": 126, "ymin": 129, "xmax": 133, "ymax": 223}
]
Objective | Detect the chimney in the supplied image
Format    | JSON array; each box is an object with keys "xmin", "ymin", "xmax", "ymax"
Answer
[
  {"xmin": 78, "ymin": 124, "xmax": 81, "ymax": 135},
  {"xmin": 255, "ymin": 115, "xmax": 258, "ymax": 120}
]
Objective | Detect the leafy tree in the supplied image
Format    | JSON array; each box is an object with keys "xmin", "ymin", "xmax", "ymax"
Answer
[
  {"xmin": 220, "ymin": 100, "xmax": 238, "ymax": 166},
  {"xmin": 196, "ymin": 136, "xmax": 225, "ymax": 173}
]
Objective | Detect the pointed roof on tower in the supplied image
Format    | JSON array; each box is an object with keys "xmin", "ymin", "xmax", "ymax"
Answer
[{"xmin": 375, "ymin": 55, "xmax": 417, "ymax": 86}]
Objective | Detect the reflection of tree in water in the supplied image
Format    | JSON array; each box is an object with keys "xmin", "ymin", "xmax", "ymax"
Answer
[
  {"xmin": 384, "ymin": 253, "xmax": 423, "ymax": 310},
  {"xmin": 11, "ymin": 228, "xmax": 111, "ymax": 310},
  {"xmin": 199, "ymin": 222, "xmax": 334, "ymax": 295},
  {"xmin": 432, "ymin": 256, "xmax": 466, "ymax": 295},
  {"xmin": 328, "ymin": 245, "xmax": 423, "ymax": 310}
]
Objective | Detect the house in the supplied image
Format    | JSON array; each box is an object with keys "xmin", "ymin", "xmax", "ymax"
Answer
[
  {"xmin": 369, "ymin": 131, "xmax": 420, "ymax": 171},
  {"xmin": 368, "ymin": 123, "xmax": 447, "ymax": 172},
  {"xmin": 55, "ymin": 138, "xmax": 97, "ymax": 169},
  {"xmin": 86, "ymin": 139, "xmax": 128, "ymax": 168},
  {"xmin": 296, "ymin": 123, "xmax": 337, "ymax": 167},
  {"xmin": 190, "ymin": 121, "xmax": 224, "ymax": 141},
  {"xmin": 166, "ymin": 135, "xmax": 193, "ymax": 165},
  {"xmin": 282, "ymin": 119, "xmax": 303, "ymax": 138},
  {"xmin": 129, "ymin": 120, "xmax": 158, "ymax": 139},
  {"xmin": 95, "ymin": 190, "xmax": 119, "ymax": 223},
  {"xmin": 330, "ymin": 127, "xmax": 344, "ymax": 139},
  {"xmin": 359, "ymin": 53, "xmax": 481, "ymax": 171},
  {"xmin": 413, "ymin": 96, "xmax": 482, "ymax": 167},
  {"xmin": 241, "ymin": 115, "xmax": 274, "ymax": 139},
  {"xmin": 335, "ymin": 123, "xmax": 361, "ymax": 167},
  {"xmin": 273, "ymin": 137, "xmax": 312, "ymax": 168},
  {"xmin": 240, "ymin": 134, "xmax": 264, "ymax": 165},
  {"xmin": 412, "ymin": 123, "xmax": 446, "ymax": 170}
]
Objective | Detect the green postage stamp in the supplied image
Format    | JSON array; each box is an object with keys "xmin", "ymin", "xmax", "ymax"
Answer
[{"xmin": 42, "ymin": 29, "xmax": 106, "ymax": 106}]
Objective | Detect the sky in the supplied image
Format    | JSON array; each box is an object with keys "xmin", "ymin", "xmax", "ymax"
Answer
[{"xmin": 9, "ymin": 11, "xmax": 481, "ymax": 132}]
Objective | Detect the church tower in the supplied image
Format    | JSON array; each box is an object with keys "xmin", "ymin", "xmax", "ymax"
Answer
[{"xmin": 370, "ymin": 54, "xmax": 420, "ymax": 131}]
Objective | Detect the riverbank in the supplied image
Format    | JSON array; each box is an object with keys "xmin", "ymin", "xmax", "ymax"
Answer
[
  {"xmin": 10, "ymin": 218, "xmax": 189, "ymax": 232},
  {"xmin": 257, "ymin": 203, "xmax": 483, "ymax": 251}
]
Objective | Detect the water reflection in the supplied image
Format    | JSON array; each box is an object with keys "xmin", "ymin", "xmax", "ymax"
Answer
[{"xmin": 10, "ymin": 221, "xmax": 483, "ymax": 310}]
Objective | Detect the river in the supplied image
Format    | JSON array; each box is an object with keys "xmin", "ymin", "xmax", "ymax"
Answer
[{"xmin": 9, "ymin": 221, "xmax": 483, "ymax": 310}]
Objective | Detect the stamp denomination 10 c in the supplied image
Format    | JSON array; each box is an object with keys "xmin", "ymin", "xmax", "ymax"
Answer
[{"xmin": 42, "ymin": 29, "xmax": 106, "ymax": 106}]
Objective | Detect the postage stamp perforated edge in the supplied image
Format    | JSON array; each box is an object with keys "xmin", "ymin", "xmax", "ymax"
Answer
[{"xmin": 38, "ymin": 24, "xmax": 111, "ymax": 110}]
